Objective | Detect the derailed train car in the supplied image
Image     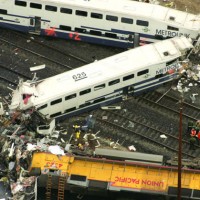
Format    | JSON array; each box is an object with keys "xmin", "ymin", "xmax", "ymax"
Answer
[
  {"xmin": 9, "ymin": 37, "xmax": 193, "ymax": 120},
  {"xmin": 0, "ymin": 0, "xmax": 200, "ymax": 48},
  {"xmin": 29, "ymin": 150, "xmax": 200, "ymax": 199}
]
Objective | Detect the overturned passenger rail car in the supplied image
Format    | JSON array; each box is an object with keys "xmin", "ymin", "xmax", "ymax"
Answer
[{"xmin": 9, "ymin": 37, "xmax": 193, "ymax": 120}]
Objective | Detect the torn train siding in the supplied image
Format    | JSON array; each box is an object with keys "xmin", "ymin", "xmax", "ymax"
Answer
[{"xmin": 9, "ymin": 80, "xmax": 39, "ymax": 110}]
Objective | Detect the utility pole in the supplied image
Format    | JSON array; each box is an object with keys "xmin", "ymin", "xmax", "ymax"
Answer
[{"xmin": 178, "ymin": 94, "xmax": 183, "ymax": 200}]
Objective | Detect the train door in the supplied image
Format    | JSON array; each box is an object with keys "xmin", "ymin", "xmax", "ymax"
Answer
[
  {"xmin": 128, "ymin": 33, "xmax": 140, "ymax": 48},
  {"xmin": 133, "ymin": 33, "xmax": 140, "ymax": 47},
  {"xmin": 29, "ymin": 16, "xmax": 41, "ymax": 34},
  {"xmin": 123, "ymin": 86, "xmax": 134, "ymax": 96}
]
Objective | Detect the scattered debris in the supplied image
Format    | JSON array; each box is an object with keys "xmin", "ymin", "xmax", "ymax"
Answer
[
  {"xmin": 160, "ymin": 134, "xmax": 167, "ymax": 139},
  {"xmin": 190, "ymin": 93, "xmax": 198, "ymax": 103},
  {"xmin": 110, "ymin": 140, "xmax": 120, "ymax": 149},
  {"xmin": 0, "ymin": 109, "xmax": 102, "ymax": 199},
  {"xmin": 101, "ymin": 106, "xmax": 121, "ymax": 110},
  {"xmin": 128, "ymin": 145, "xmax": 136, "ymax": 151}
]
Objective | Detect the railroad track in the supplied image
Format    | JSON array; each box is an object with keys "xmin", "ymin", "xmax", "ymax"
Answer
[
  {"xmin": 0, "ymin": 63, "xmax": 33, "ymax": 99},
  {"xmin": 13, "ymin": 31, "xmax": 91, "ymax": 65},
  {"xmin": 0, "ymin": 29, "xmax": 91, "ymax": 72},
  {"xmin": 93, "ymin": 86, "xmax": 200, "ymax": 159},
  {"xmin": 95, "ymin": 107, "xmax": 199, "ymax": 159},
  {"xmin": 138, "ymin": 90, "xmax": 200, "ymax": 122},
  {"xmin": 0, "ymin": 63, "xmax": 32, "ymax": 86}
]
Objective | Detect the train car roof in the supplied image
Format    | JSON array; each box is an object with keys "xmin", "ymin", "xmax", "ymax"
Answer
[
  {"xmin": 30, "ymin": 0, "xmax": 200, "ymax": 30},
  {"xmin": 31, "ymin": 37, "xmax": 191, "ymax": 103},
  {"xmin": 95, "ymin": 148, "xmax": 164, "ymax": 163}
]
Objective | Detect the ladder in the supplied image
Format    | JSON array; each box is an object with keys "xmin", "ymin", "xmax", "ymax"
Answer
[
  {"xmin": 57, "ymin": 174, "xmax": 66, "ymax": 200},
  {"xmin": 46, "ymin": 174, "xmax": 52, "ymax": 200}
]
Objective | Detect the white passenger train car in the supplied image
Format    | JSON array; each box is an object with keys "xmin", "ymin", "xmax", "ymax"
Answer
[
  {"xmin": 9, "ymin": 37, "xmax": 193, "ymax": 119},
  {"xmin": 0, "ymin": 0, "xmax": 200, "ymax": 48}
]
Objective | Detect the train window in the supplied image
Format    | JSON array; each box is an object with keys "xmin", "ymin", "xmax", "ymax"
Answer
[
  {"xmin": 121, "ymin": 17, "xmax": 133, "ymax": 24},
  {"xmin": 30, "ymin": 3, "xmax": 42, "ymax": 9},
  {"xmin": 193, "ymin": 189, "xmax": 200, "ymax": 198},
  {"xmin": 105, "ymin": 32, "xmax": 117, "ymax": 39},
  {"xmin": 65, "ymin": 93, "xmax": 76, "ymax": 100},
  {"xmin": 60, "ymin": 25, "xmax": 71, "ymax": 31},
  {"xmin": 45, "ymin": 5, "xmax": 57, "ymax": 12},
  {"xmin": 70, "ymin": 174, "xmax": 86, "ymax": 181},
  {"xmin": 76, "ymin": 10, "xmax": 87, "ymax": 17},
  {"xmin": 0, "ymin": 9, "xmax": 7, "ymax": 15},
  {"xmin": 50, "ymin": 98, "xmax": 62, "ymax": 105},
  {"xmin": 80, "ymin": 89, "xmax": 91, "ymax": 96},
  {"xmin": 109, "ymin": 79, "xmax": 120, "ymax": 86},
  {"xmin": 50, "ymin": 112, "xmax": 61, "ymax": 118},
  {"xmin": 167, "ymin": 26, "xmax": 179, "ymax": 31},
  {"xmin": 106, "ymin": 15, "xmax": 118, "ymax": 22},
  {"xmin": 169, "ymin": 16, "xmax": 175, "ymax": 21},
  {"xmin": 94, "ymin": 83, "xmax": 105, "ymax": 91},
  {"xmin": 37, "ymin": 125, "xmax": 50, "ymax": 131},
  {"xmin": 137, "ymin": 69, "xmax": 149, "ymax": 76},
  {"xmin": 60, "ymin": 7, "xmax": 72, "ymax": 14},
  {"xmin": 136, "ymin": 20, "xmax": 149, "ymax": 27},
  {"xmin": 91, "ymin": 13, "xmax": 103, "ymax": 19},
  {"xmin": 65, "ymin": 107, "xmax": 76, "ymax": 113},
  {"xmin": 90, "ymin": 30, "xmax": 102, "ymax": 36},
  {"xmin": 155, "ymin": 34, "xmax": 164, "ymax": 40},
  {"xmin": 15, "ymin": 0, "xmax": 27, "ymax": 7},
  {"xmin": 123, "ymin": 74, "xmax": 134, "ymax": 81},
  {"xmin": 94, "ymin": 97, "xmax": 105, "ymax": 104},
  {"xmin": 75, "ymin": 27, "xmax": 87, "ymax": 33},
  {"xmin": 37, "ymin": 104, "xmax": 47, "ymax": 111}
]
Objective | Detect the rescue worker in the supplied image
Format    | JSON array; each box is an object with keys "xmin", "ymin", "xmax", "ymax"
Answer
[
  {"xmin": 187, "ymin": 121, "xmax": 194, "ymax": 134},
  {"xmin": 196, "ymin": 130, "xmax": 200, "ymax": 146},
  {"xmin": 78, "ymin": 143, "xmax": 84, "ymax": 151},
  {"xmin": 196, "ymin": 120, "xmax": 200, "ymax": 129},
  {"xmin": 190, "ymin": 128, "xmax": 196, "ymax": 137},
  {"xmin": 189, "ymin": 136, "xmax": 196, "ymax": 150},
  {"xmin": 84, "ymin": 115, "xmax": 95, "ymax": 131},
  {"xmin": 71, "ymin": 125, "xmax": 81, "ymax": 144}
]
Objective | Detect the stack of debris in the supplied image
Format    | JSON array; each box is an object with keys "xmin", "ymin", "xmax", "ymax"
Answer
[
  {"xmin": 0, "ymin": 106, "xmax": 101, "ymax": 199},
  {"xmin": 173, "ymin": 62, "xmax": 200, "ymax": 103}
]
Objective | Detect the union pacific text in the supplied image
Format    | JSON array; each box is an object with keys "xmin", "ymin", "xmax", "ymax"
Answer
[{"xmin": 114, "ymin": 176, "xmax": 164, "ymax": 188}]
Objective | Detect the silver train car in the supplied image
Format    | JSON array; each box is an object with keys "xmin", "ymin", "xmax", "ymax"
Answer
[
  {"xmin": 94, "ymin": 148, "xmax": 164, "ymax": 166},
  {"xmin": 9, "ymin": 37, "xmax": 193, "ymax": 119},
  {"xmin": 0, "ymin": 0, "xmax": 200, "ymax": 48}
]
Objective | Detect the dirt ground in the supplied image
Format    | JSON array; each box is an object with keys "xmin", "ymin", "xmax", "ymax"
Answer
[{"xmin": 158, "ymin": 0, "xmax": 200, "ymax": 14}]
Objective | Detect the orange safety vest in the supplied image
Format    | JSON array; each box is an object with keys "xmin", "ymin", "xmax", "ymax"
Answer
[
  {"xmin": 191, "ymin": 129, "xmax": 196, "ymax": 136},
  {"xmin": 197, "ymin": 132, "xmax": 200, "ymax": 140}
]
